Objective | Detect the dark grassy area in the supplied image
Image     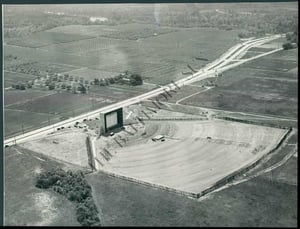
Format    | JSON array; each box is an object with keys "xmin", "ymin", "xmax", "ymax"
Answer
[
  {"xmin": 181, "ymin": 49, "xmax": 298, "ymax": 118},
  {"xmin": 264, "ymin": 156, "xmax": 297, "ymax": 186},
  {"xmin": 183, "ymin": 77, "xmax": 298, "ymax": 118},
  {"xmin": 4, "ymin": 92, "xmax": 112, "ymax": 137},
  {"xmin": 218, "ymin": 113, "xmax": 298, "ymax": 129},
  {"xmin": 223, "ymin": 67, "xmax": 298, "ymax": 80},
  {"xmin": 248, "ymin": 47, "xmax": 275, "ymax": 52},
  {"xmin": 245, "ymin": 130, "xmax": 297, "ymax": 178},
  {"xmin": 269, "ymin": 48, "xmax": 298, "ymax": 60},
  {"xmin": 4, "ymin": 109, "xmax": 61, "ymax": 138},
  {"xmin": 245, "ymin": 57, "xmax": 297, "ymax": 72},
  {"xmin": 4, "ymin": 90, "xmax": 55, "ymax": 106},
  {"xmin": 87, "ymin": 170, "xmax": 297, "ymax": 227},
  {"xmin": 4, "ymin": 146, "xmax": 80, "ymax": 226},
  {"xmin": 8, "ymin": 92, "xmax": 109, "ymax": 116}
]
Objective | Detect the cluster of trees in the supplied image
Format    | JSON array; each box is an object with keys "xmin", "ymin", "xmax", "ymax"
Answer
[
  {"xmin": 11, "ymin": 80, "xmax": 34, "ymax": 90},
  {"xmin": 36, "ymin": 168, "xmax": 100, "ymax": 226},
  {"xmin": 8, "ymin": 62, "xmax": 143, "ymax": 91},
  {"xmin": 93, "ymin": 71, "xmax": 143, "ymax": 87},
  {"xmin": 286, "ymin": 31, "xmax": 298, "ymax": 44},
  {"xmin": 282, "ymin": 31, "xmax": 298, "ymax": 50}
]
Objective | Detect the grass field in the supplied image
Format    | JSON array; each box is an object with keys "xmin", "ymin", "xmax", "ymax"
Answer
[
  {"xmin": 245, "ymin": 57, "xmax": 297, "ymax": 72},
  {"xmin": 6, "ymin": 31, "xmax": 93, "ymax": 48},
  {"xmin": 63, "ymin": 67, "xmax": 120, "ymax": 81},
  {"xmin": 8, "ymin": 92, "xmax": 109, "ymax": 117},
  {"xmin": 5, "ymin": 146, "xmax": 80, "ymax": 226},
  {"xmin": 4, "ymin": 90, "xmax": 55, "ymax": 106},
  {"xmin": 4, "ymin": 109, "xmax": 61, "ymax": 138},
  {"xmin": 41, "ymin": 36, "xmax": 134, "ymax": 57},
  {"xmin": 87, "ymin": 169, "xmax": 297, "ymax": 226},
  {"xmin": 4, "ymin": 71, "xmax": 37, "ymax": 88},
  {"xmin": 265, "ymin": 156, "xmax": 297, "ymax": 185},
  {"xmin": 181, "ymin": 49, "xmax": 298, "ymax": 118},
  {"xmin": 269, "ymin": 48, "xmax": 298, "ymax": 60},
  {"xmin": 4, "ymin": 90, "xmax": 111, "ymax": 138},
  {"xmin": 46, "ymin": 23, "xmax": 178, "ymax": 40},
  {"xmin": 184, "ymin": 77, "xmax": 297, "ymax": 117},
  {"xmin": 97, "ymin": 119, "xmax": 286, "ymax": 195},
  {"xmin": 248, "ymin": 47, "xmax": 275, "ymax": 52}
]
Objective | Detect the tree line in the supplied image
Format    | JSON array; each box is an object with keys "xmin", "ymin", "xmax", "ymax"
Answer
[{"xmin": 35, "ymin": 168, "xmax": 100, "ymax": 226}]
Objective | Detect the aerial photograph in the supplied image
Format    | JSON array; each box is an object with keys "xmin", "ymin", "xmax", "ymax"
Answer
[{"xmin": 2, "ymin": 2, "xmax": 298, "ymax": 227}]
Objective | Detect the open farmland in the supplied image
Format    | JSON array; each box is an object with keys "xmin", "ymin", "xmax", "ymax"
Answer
[
  {"xmin": 4, "ymin": 146, "xmax": 80, "ymax": 226},
  {"xmin": 4, "ymin": 109, "xmax": 61, "ymax": 138},
  {"xmin": 181, "ymin": 49, "xmax": 298, "ymax": 118},
  {"xmin": 245, "ymin": 56, "xmax": 297, "ymax": 72},
  {"xmin": 4, "ymin": 90, "xmax": 55, "ymax": 106},
  {"xmin": 97, "ymin": 119, "xmax": 287, "ymax": 195},
  {"xmin": 4, "ymin": 92, "xmax": 112, "ymax": 138},
  {"xmin": 8, "ymin": 92, "xmax": 110, "ymax": 117},
  {"xmin": 184, "ymin": 78, "xmax": 298, "ymax": 118},
  {"xmin": 62, "ymin": 67, "xmax": 120, "ymax": 81},
  {"xmin": 40, "ymin": 37, "xmax": 132, "ymax": 56},
  {"xmin": 4, "ymin": 71, "xmax": 37, "ymax": 88},
  {"xmin": 6, "ymin": 31, "xmax": 93, "ymax": 48},
  {"xmin": 5, "ymin": 26, "xmax": 242, "ymax": 86},
  {"xmin": 46, "ymin": 23, "xmax": 177, "ymax": 40}
]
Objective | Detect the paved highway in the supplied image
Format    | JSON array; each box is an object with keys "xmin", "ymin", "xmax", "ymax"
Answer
[{"xmin": 4, "ymin": 34, "xmax": 282, "ymax": 146}]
